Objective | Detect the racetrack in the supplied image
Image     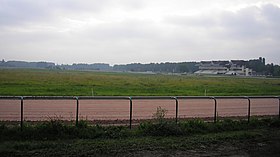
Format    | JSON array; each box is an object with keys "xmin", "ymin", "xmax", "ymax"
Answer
[{"xmin": 0, "ymin": 98, "xmax": 278, "ymax": 122}]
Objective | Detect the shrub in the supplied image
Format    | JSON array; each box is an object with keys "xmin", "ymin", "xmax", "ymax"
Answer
[
  {"xmin": 269, "ymin": 118, "xmax": 280, "ymax": 128},
  {"xmin": 139, "ymin": 106, "xmax": 183, "ymax": 136},
  {"xmin": 103, "ymin": 126, "xmax": 129, "ymax": 138},
  {"xmin": 76, "ymin": 120, "xmax": 89, "ymax": 129},
  {"xmin": 179, "ymin": 119, "xmax": 209, "ymax": 134},
  {"xmin": 153, "ymin": 106, "xmax": 168, "ymax": 123},
  {"xmin": 0, "ymin": 123, "xmax": 6, "ymax": 132},
  {"xmin": 139, "ymin": 121, "xmax": 183, "ymax": 136}
]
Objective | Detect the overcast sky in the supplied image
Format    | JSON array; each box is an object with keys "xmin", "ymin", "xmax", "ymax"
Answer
[{"xmin": 0, "ymin": 0, "xmax": 279, "ymax": 65}]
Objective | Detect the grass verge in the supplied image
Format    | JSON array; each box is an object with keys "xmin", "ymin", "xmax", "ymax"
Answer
[
  {"xmin": 1, "ymin": 118, "xmax": 280, "ymax": 140},
  {"xmin": 1, "ymin": 128, "xmax": 280, "ymax": 156},
  {"xmin": 0, "ymin": 118, "xmax": 280, "ymax": 156}
]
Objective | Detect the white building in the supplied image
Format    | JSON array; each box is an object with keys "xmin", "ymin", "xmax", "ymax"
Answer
[{"xmin": 195, "ymin": 60, "xmax": 252, "ymax": 76}]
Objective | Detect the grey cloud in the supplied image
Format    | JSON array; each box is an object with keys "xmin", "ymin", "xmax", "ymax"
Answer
[
  {"xmin": 164, "ymin": 15, "xmax": 217, "ymax": 28},
  {"xmin": 0, "ymin": 1, "xmax": 279, "ymax": 65},
  {"xmin": 164, "ymin": 4, "xmax": 280, "ymax": 40},
  {"xmin": 116, "ymin": 0, "xmax": 146, "ymax": 11},
  {"xmin": 0, "ymin": 0, "xmax": 101, "ymax": 27},
  {"xmin": 80, "ymin": 19, "xmax": 159, "ymax": 41},
  {"xmin": 160, "ymin": 3, "xmax": 280, "ymax": 64},
  {"xmin": 219, "ymin": 6, "xmax": 265, "ymax": 39},
  {"xmin": 0, "ymin": 0, "xmax": 49, "ymax": 25},
  {"xmin": 262, "ymin": 4, "xmax": 280, "ymax": 22},
  {"xmin": 218, "ymin": 4, "xmax": 280, "ymax": 40},
  {"xmin": 261, "ymin": 4, "xmax": 280, "ymax": 38},
  {"xmin": 0, "ymin": 0, "xmax": 146, "ymax": 27}
]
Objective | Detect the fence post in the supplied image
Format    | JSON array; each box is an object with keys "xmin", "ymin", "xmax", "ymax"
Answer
[
  {"xmin": 245, "ymin": 97, "xmax": 251, "ymax": 122},
  {"xmin": 278, "ymin": 97, "xmax": 280, "ymax": 119},
  {"xmin": 173, "ymin": 97, "xmax": 178, "ymax": 123},
  {"xmin": 129, "ymin": 97, "xmax": 133, "ymax": 129},
  {"xmin": 211, "ymin": 97, "xmax": 217, "ymax": 123},
  {"xmin": 75, "ymin": 97, "xmax": 79, "ymax": 127},
  {"xmin": 20, "ymin": 96, "xmax": 24, "ymax": 131}
]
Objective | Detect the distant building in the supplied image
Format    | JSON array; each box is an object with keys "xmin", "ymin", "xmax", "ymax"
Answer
[{"xmin": 195, "ymin": 60, "xmax": 252, "ymax": 76}]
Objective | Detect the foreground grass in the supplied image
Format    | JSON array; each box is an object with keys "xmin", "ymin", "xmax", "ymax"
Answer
[
  {"xmin": 0, "ymin": 68, "xmax": 280, "ymax": 96},
  {"xmin": 1, "ymin": 128, "xmax": 280, "ymax": 156},
  {"xmin": 1, "ymin": 118, "xmax": 280, "ymax": 156},
  {"xmin": 0, "ymin": 130, "xmax": 280, "ymax": 156}
]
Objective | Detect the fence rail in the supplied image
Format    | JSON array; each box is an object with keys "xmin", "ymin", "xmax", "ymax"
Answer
[{"xmin": 0, "ymin": 96, "xmax": 279, "ymax": 130}]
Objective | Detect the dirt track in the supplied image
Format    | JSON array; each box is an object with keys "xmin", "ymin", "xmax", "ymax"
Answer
[{"xmin": 0, "ymin": 98, "xmax": 278, "ymax": 122}]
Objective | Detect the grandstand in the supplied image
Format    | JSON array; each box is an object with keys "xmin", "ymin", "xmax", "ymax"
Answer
[{"xmin": 195, "ymin": 60, "xmax": 252, "ymax": 76}]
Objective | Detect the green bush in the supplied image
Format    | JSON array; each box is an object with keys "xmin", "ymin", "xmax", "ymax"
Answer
[
  {"xmin": 74, "ymin": 125, "xmax": 103, "ymax": 139},
  {"xmin": 0, "ymin": 123, "xmax": 7, "ymax": 132},
  {"xmin": 269, "ymin": 118, "xmax": 280, "ymax": 128},
  {"xmin": 1, "ymin": 117, "xmax": 279, "ymax": 141},
  {"xmin": 102, "ymin": 126, "xmax": 130, "ymax": 138},
  {"xmin": 153, "ymin": 106, "xmax": 168, "ymax": 123},
  {"xmin": 139, "ymin": 121, "xmax": 183, "ymax": 136},
  {"xmin": 138, "ymin": 106, "xmax": 183, "ymax": 136},
  {"xmin": 215, "ymin": 119, "xmax": 246, "ymax": 131},
  {"xmin": 179, "ymin": 119, "xmax": 209, "ymax": 134},
  {"xmin": 76, "ymin": 120, "xmax": 89, "ymax": 129}
]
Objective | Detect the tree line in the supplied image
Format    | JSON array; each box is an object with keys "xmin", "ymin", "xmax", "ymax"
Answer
[
  {"xmin": 113, "ymin": 62, "xmax": 198, "ymax": 73},
  {"xmin": 1, "ymin": 58, "xmax": 279, "ymax": 76}
]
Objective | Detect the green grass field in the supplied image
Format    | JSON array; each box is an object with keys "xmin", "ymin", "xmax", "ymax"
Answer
[{"xmin": 0, "ymin": 68, "xmax": 280, "ymax": 96}]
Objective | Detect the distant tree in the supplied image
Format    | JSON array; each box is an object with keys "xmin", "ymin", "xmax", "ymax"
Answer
[
  {"xmin": 247, "ymin": 58, "xmax": 266, "ymax": 74},
  {"xmin": 266, "ymin": 63, "xmax": 274, "ymax": 75},
  {"xmin": 273, "ymin": 65, "xmax": 280, "ymax": 76}
]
